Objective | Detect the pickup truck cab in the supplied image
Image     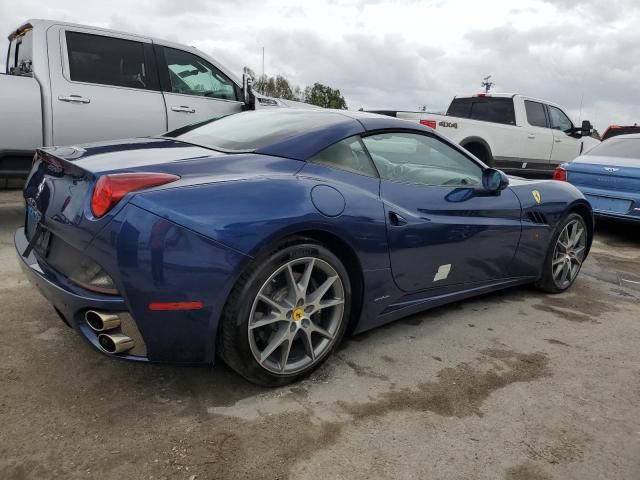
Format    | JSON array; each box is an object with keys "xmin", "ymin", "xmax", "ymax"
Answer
[
  {"xmin": 1, "ymin": 19, "xmax": 303, "ymax": 177},
  {"xmin": 373, "ymin": 93, "xmax": 599, "ymax": 176}
]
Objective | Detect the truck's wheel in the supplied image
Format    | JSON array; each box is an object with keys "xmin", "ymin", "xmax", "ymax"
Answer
[{"xmin": 464, "ymin": 143, "xmax": 494, "ymax": 167}]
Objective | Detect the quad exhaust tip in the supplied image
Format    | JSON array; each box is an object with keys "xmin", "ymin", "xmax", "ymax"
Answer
[
  {"xmin": 98, "ymin": 333, "xmax": 135, "ymax": 354},
  {"xmin": 85, "ymin": 310, "xmax": 120, "ymax": 332}
]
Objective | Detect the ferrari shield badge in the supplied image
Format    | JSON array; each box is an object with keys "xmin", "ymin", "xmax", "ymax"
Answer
[{"xmin": 532, "ymin": 190, "xmax": 542, "ymax": 205}]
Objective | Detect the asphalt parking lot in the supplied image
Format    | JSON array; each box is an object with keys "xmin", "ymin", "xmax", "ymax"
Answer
[{"xmin": 1, "ymin": 189, "xmax": 639, "ymax": 480}]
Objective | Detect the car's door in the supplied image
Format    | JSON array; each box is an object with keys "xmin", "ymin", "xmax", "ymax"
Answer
[
  {"xmin": 155, "ymin": 46, "xmax": 243, "ymax": 130},
  {"xmin": 49, "ymin": 27, "xmax": 167, "ymax": 146},
  {"xmin": 362, "ymin": 131, "xmax": 522, "ymax": 292},
  {"xmin": 518, "ymin": 99, "xmax": 554, "ymax": 169},
  {"xmin": 547, "ymin": 105, "xmax": 582, "ymax": 164}
]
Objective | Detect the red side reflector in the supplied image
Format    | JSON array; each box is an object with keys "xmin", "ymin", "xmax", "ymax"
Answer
[
  {"xmin": 420, "ymin": 119, "xmax": 437, "ymax": 129},
  {"xmin": 149, "ymin": 301, "xmax": 204, "ymax": 311},
  {"xmin": 553, "ymin": 166, "xmax": 567, "ymax": 181},
  {"xmin": 91, "ymin": 172, "xmax": 179, "ymax": 218}
]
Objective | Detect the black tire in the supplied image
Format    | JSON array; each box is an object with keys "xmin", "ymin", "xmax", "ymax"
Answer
[
  {"xmin": 218, "ymin": 238, "xmax": 351, "ymax": 386},
  {"xmin": 535, "ymin": 213, "xmax": 588, "ymax": 293}
]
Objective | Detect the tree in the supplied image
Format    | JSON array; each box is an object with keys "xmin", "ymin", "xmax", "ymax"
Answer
[
  {"xmin": 303, "ymin": 83, "xmax": 347, "ymax": 109},
  {"xmin": 242, "ymin": 67, "xmax": 347, "ymax": 108}
]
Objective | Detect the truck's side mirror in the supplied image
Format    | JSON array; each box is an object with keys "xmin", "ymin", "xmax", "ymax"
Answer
[
  {"xmin": 241, "ymin": 73, "xmax": 256, "ymax": 111},
  {"xmin": 482, "ymin": 168, "xmax": 509, "ymax": 192},
  {"xmin": 581, "ymin": 120, "xmax": 593, "ymax": 137}
]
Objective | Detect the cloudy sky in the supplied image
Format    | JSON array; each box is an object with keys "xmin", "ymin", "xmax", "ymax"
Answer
[{"xmin": 2, "ymin": 0, "xmax": 638, "ymax": 131}]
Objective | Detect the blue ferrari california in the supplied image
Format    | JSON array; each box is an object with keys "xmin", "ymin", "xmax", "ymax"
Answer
[
  {"xmin": 554, "ymin": 133, "xmax": 640, "ymax": 223},
  {"xmin": 16, "ymin": 109, "xmax": 593, "ymax": 386}
]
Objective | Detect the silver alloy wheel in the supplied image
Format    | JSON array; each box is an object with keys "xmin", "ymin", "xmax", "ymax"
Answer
[
  {"xmin": 248, "ymin": 257, "xmax": 345, "ymax": 375},
  {"xmin": 552, "ymin": 219, "xmax": 587, "ymax": 290}
]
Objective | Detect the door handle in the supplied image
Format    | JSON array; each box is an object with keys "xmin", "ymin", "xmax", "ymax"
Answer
[
  {"xmin": 58, "ymin": 95, "xmax": 90, "ymax": 104},
  {"xmin": 527, "ymin": 135, "xmax": 536, "ymax": 139},
  {"xmin": 388, "ymin": 211, "xmax": 408, "ymax": 226},
  {"xmin": 171, "ymin": 106, "xmax": 196, "ymax": 113},
  {"xmin": 554, "ymin": 139, "xmax": 562, "ymax": 143}
]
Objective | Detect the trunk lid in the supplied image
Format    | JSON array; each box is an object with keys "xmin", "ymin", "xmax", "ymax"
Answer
[
  {"xmin": 23, "ymin": 137, "xmax": 301, "ymax": 253},
  {"xmin": 567, "ymin": 155, "xmax": 640, "ymax": 193}
]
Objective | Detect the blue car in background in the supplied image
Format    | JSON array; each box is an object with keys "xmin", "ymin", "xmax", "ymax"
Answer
[
  {"xmin": 16, "ymin": 109, "xmax": 592, "ymax": 386},
  {"xmin": 555, "ymin": 134, "xmax": 640, "ymax": 223}
]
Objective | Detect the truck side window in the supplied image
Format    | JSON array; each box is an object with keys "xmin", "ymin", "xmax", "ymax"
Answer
[
  {"xmin": 8, "ymin": 29, "xmax": 34, "ymax": 76},
  {"xmin": 66, "ymin": 31, "xmax": 149, "ymax": 90},
  {"xmin": 524, "ymin": 100, "xmax": 548, "ymax": 128},
  {"xmin": 548, "ymin": 105, "xmax": 573, "ymax": 132},
  {"xmin": 162, "ymin": 47, "xmax": 238, "ymax": 101}
]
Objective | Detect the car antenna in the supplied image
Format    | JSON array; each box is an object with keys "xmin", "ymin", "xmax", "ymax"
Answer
[{"xmin": 481, "ymin": 75, "xmax": 494, "ymax": 94}]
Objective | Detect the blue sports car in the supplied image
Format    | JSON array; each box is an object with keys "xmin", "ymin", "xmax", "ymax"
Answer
[
  {"xmin": 16, "ymin": 109, "xmax": 593, "ymax": 386},
  {"xmin": 555, "ymin": 133, "xmax": 640, "ymax": 223}
]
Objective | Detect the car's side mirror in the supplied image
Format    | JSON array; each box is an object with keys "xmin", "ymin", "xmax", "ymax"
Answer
[
  {"xmin": 581, "ymin": 120, "xmax": 593, "ymax": 137},
  {"xmin": 482, "ymin": 168, "xmax": 509, "ymax": 192}
]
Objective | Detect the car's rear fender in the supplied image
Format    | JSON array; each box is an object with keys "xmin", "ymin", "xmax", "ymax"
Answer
[
  {"xmin": 89, "ymin": 203, "xmax": 252, "ymax": 363},
  {"xmin": 130, "ymin": 163, "xmax": 390, "ymax": 271}
]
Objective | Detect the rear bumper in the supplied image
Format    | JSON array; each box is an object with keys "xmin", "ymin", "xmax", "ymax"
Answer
[
  {"xmin": 14, "ymin": 227, "xmax": 148, "ymax": 361},
  {"xmin": 572, "ymin": 185, "xmax": 640, "ymax": 223}
]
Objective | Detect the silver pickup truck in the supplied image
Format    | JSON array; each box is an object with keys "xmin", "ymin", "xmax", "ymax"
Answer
[{"xmin": 1, "ymin": 19, "xmax": 305, "ymax": 177}]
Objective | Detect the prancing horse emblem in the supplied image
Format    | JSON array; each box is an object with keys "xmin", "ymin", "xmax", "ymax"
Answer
[{"xmin": 532, "ymin": 190, "xmax": 542, "ymax": 204}]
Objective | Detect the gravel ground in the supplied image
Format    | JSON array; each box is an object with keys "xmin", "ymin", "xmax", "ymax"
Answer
[{"xmin": 0, "ymin": 189, "xmax": 638, "ymax": 480}]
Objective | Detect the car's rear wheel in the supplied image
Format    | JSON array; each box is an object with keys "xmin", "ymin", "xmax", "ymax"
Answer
[
  {"xmin": 536, "ymin": 213, "xmax": 588, "ymax": 293},
  {"xmin": 219, "ymin": 239, "xmax": 351, "ymax": 386}
]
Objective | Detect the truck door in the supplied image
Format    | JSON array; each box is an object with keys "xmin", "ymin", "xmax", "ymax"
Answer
[
  {"xmin": 547, "ymin": 105, "xmax": 582, "ymax": 164},
  {"xmin": 518, "ymin": 100, "xmax": 554, "ymax": 170},
  {"xmin": 49, "ymin": 27, "xmax": 167, "ymax": 146},
  {"xmin": 155, "ymin": 46, "xmax": 243, "ymax": 130}
]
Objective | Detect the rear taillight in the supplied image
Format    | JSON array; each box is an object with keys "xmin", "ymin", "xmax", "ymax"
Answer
[
  {"xmin": 420, "ymin": 119, "xmax": 437, "ymax": 129},
  {"xmin": 553, "ymin": 166, "xmax": 567, "ymax": 182},
  {"xmin": 91, "ymin": 172, "xmax": 179, "ymax": 218}
]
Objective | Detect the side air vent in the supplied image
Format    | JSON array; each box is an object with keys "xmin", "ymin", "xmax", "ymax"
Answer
[{"xmin": 527, "ymin": 211, "xmax": 548, "ymax": 224}]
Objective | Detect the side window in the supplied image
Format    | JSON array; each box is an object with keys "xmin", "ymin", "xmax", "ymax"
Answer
[
  {"xmin": 66, "ymin": 31, "xmax": 149, "ymax": 89},
  {"xmin": 525, "ymin": 100, "xmax": 548, "ymax": 128},
  {"xmin": 163, "ymin": 47, "xmax": 237, "ymax": 101},
  {"xmin": 548, "ymin": 106, "xmax": 573, "ymax": 132},
  {"xmin": 362, "ymin": 132, "xmax": 483, "ymax": 187},
  {"xmin": 8, "ymin": 30, "xmax": 33, "ymax": 75},
  {"xmin": 310, "ymin": 136, "xmax": 378, "ymax": 178}
]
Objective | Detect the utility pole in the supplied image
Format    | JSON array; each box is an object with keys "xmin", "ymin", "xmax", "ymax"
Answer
[
  {"xmin": 481, "ymin": 75, "xmax": 494, "ymax": 93},
  {"xmin": 578, "ymin": 91, "xmax": 584, "ymax": 124},
  {"xmin": 262, "ymin": 47, "xmax": 265, "ymax": 80}
]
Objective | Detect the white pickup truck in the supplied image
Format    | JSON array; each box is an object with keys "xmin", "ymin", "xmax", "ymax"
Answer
[
  {"xmin": 1, "ymin": 19, "xmax": 305, "ymax": 177},
  {"xmin": 371, "ymin": 93, "xmax": 599, "ymax": 176}
]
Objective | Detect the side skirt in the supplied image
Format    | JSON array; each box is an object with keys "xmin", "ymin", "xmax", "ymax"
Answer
[{"xmin": 354, "ymin": 276, "xmax": 536, "ymax": 334}]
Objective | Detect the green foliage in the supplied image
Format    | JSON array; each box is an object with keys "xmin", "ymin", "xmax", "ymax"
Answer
[
  {"xmin": 303, "ymin": 83, "xmax": 347, "ymax": 110},
  {"xmin": 243, "ymin": 67, "xmax": 346, "ymax": 109}
]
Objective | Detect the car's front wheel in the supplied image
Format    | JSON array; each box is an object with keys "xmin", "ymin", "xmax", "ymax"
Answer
[
  {"xmin": 536, "ymin": 213, "xmax": 588, "ymax": 293},
  {"xmin": 219, "ymin": 239, "xmax": 351, "ymax": 386}
]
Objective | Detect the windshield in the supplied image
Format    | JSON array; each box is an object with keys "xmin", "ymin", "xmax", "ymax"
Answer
[
  {"xmin": 586, "ymin": 137, "xmax": 640, "ymax": 159},
  {"xmin": 164, "ymin": 109, "xmax": 345, "ymax": 152}
]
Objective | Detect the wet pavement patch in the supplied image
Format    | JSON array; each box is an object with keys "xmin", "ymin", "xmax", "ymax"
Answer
[
  {"xmin": 337, "ymin": 348, "xmax": 550, "ymax": 420},
  {"xmin": 504, "ymin": 463, "xmax": 550, "ymax": 480}
]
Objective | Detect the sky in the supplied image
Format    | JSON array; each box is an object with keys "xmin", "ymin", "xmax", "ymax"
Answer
[{"xmin": 2, "ymin": 0, "xmax": 639, "ymax": 132}]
